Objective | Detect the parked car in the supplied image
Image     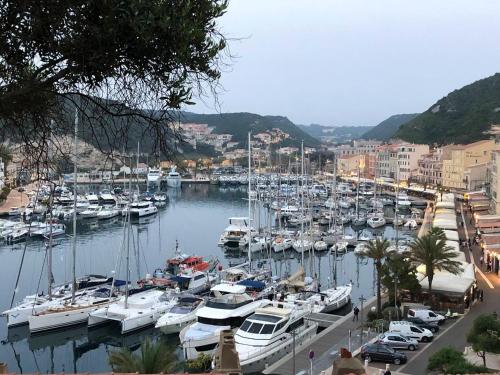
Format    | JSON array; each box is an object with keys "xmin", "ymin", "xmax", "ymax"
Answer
[
  {"xmin": 377, "ymin": 332, "xmax": 419, "ymax": 351},
  {"xmin": 360, "ymin": 343, "xmax": 407, "ymax": 365},
  {"xmin": 389, "ymin": 321, "xmax": 434, "ymax": 342},
  {"xmin": 404, "ymin": 317, "xmax": 440, "ymax": 333},
  {"xmin": 407, "ymin": 308, "xmax": 445, "ymax": 325}
]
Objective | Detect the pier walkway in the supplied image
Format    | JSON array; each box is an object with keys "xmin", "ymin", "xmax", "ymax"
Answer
[{"xmin": 263, "ymin": 296, "xmax": 378, "ymax": 375}]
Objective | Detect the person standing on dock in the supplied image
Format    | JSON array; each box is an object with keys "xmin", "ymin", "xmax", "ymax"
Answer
[{"xmin": 353, "ymin": 306, "xmax": 359, "ymax": 321}]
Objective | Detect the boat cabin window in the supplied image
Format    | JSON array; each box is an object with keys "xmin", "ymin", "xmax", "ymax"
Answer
[
  {"xmin": 170, "ymin": 305, "xmax": 193, "ymax": 314},
  {"xmin": 260, "ymin": 324, "xmax": 275, "ymax": 334},
  {"xmin": 251, "ymin": 314, "xmax": 282, "ymax": 323},
  {"xmin": 198, "ymin": 315, "xmax": 247, "ymax": 327},
  {"xmin": 286, "ymin": 318, "xmax": 304, "ymax": 333},
  {"xmin": 248, "ymin": 322, "xmax": 263, "ymax": 334},
  {"xmin": 194, "ymin": 274, "xmax": 206, "ymax": 281},
  {"xmin": 273, "ymin": 320, "xmax": 288, "ymax": 333}
]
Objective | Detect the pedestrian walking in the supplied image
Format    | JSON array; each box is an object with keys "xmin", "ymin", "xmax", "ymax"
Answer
[
  {"xmin": 480, "ymin": 289, "xmax": 484, "ymax": 302},
  {"xmin": 480, "ymin": 256, "xmax": 484, "ymax": 269},
  {"xmin": 353, "ymin": 306, "xmax": 359, "ymax": 322},
  {"xmin": 489, "ymin": 260, "xmax": 493, "ymax": 272}
]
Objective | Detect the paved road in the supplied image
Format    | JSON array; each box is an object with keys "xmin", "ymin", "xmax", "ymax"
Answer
[
  {"xmin": 397, "ymin": 202, "xmax": 500, "ymax": 374},
  {"xmin": 358, "ymin": 201, "xmax": 500, "ymax": 374}
]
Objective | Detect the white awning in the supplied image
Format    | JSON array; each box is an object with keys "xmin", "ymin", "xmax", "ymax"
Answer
[
  {"xmin": 444, "ymin": 230, "xmax": 459, "ymax": 241},
  {"xmin": 418, "ymin": 262, "xmax": 475, "ymax": 294}
]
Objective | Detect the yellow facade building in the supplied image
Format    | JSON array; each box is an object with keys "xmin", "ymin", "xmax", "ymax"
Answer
[{"xmin": 442, "ymin": 140, "xmax": 495, "ymax": 190}]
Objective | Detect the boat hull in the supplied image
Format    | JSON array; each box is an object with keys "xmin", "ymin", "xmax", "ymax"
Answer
[{"xmin": 239, "ymin": 323, "xmax": 317, "ymax": 374}]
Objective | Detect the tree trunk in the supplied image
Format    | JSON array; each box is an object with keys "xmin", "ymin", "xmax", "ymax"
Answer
[
  {"xmin": 428, "ymin": 271, "xmax": 433, "ymax": 303},
  {"xmin": 376, "ymin": 261, "xmax": 382, "ymax": 315}
]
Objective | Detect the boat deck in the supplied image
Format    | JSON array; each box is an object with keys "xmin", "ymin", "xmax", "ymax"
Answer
[{"xmin": 263, "ymin": 295, "xmax": 377, "ymax": 375}]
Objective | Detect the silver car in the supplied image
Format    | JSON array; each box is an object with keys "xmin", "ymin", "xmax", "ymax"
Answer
[{"xmin": 377, "ymin": 332, "xmax": 419, "ymax": 351}]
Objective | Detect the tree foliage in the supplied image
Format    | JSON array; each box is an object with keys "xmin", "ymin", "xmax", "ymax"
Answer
[
  {"xmin": 428, "ymin": 346, "xmax": 488, "ymax": 374},
  {"xmin": 381, "ymin": 254, "xmax": 421, "ymax": 301},
  {"xmin": 108, "ymin": 337, "xmax": 178, "ymax": 373},
  {"xmin": 409, "ymin": 227, "xmax": 462, "ymax": 296},
  {"xmin": 0, "ymin": 0, "xmax": 228, "ymax": 171},
  {"xmin": 467, "ymin": 313, "xmax": 500, "ymax": 367},
  {"xmin": 363, "ymin": 238, "xmax": 391, "ymax": 315},
  {"xmin": 396, "ymin": 73, "xmax": 500, "ymax": 144},
  {"xmin": 184, "ymin": 353, "xmax": 212, "ymax": 373}
]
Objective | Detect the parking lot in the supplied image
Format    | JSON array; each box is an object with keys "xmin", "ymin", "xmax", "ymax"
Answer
[{"xmin": 355, "ymin": 317, "xmax": 461, "ymax": 372}]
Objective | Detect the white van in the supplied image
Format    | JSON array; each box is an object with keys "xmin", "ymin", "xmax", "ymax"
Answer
[
  {"xmin": 389, "ymin": 321, "xmax": 434, "ymax": 342},
  {"xmin": 407, "ymin": 309, "xmax": 445, "ymax": 325}
]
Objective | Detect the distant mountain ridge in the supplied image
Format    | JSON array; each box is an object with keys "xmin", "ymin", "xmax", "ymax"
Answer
[
  {"xmin": 298, "ymin": 124, "xmax": 373, "ymax": 142},
  {"xmin": 361, "ymin": 113, "xmax": 419, "ymax": 141},
  {"xmin": 395, "ymin": 73, "xmax": 500, "ymax": 144}
]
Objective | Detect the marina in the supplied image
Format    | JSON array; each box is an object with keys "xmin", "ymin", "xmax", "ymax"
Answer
[{"xmin": 0, "ymin": 174, "xmax": 426, "ymax": 373}]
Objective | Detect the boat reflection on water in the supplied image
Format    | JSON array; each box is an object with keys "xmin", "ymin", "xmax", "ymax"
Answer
[{"xmin": 5, "ymin": 323, "xmax": 180, "ymax": 373}]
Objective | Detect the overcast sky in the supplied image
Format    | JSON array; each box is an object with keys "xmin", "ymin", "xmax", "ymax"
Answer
[{"xmin": 188, "ymin": 0, "xmax": 500, "ymax": 127}]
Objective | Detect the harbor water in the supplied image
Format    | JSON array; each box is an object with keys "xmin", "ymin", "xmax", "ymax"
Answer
[{"xmin": 0, "ymin": 184, "xmax": 413, "ymax": 373}]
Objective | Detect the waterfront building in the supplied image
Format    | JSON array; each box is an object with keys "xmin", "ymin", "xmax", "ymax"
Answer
[
  {"xmin": 417, "ymin": 147, "xmax": 446, "ymax": 187},
  {"xmin": 442, "ymin": 140, "xmax": 495, "ymax": 190},
  {"xmin": 277, "ymin": 146, "xmax": 298, "ymax": 155},
  {"xmin": 337, "ymin": 154, "xmax": 363, "ymax": 176}
]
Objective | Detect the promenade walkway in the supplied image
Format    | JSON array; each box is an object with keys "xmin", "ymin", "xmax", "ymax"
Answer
[{"xmin": 399, "ymin": 201, "xmax": 500, "ymax": 374}]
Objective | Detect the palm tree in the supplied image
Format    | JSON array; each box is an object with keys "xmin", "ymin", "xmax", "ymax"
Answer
[
  {"xmin": 409, "ymin": 227, "xmax": 462, "ymax": 299},
  {"xmin": 363, "ymin": 238, "xmax": 391, "ymax": 315},
  {"xmin": 108, "ymin": 338, "xmax": 177, "ymax": 373}
]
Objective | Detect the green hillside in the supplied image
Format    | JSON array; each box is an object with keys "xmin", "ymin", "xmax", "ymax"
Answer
[
  {"xmin": 395, "ymin": 73, "xmax": 500, "ymax": 144},
  {"xmin": 298, "ymin": 124, "xmax": 372, "ymax": 141},
  {"xmin": 362, "ymin": 113, "xmax": 419, "ymax": 141},
  {"xmin": 180, "ymin": 111, "xmax": 320, "ymax": 147}
]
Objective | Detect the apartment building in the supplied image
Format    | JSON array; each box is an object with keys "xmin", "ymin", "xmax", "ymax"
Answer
[
  {"xmin": 337, "ymin": 154, "xmax": 363, "ymax": 176},
  {"xmin": 396, "ymin": 143, "xmax": 430, "ymax": 182},
  {"xmin": 442, "ymin": 140, "xmax": 495, "ymax": 190},
  {"xmin": 375, "ymin": 143, "xmax": 429, "ymax": 182},
  {"xmin": 417, "ymin": 147, "xmax": 448, "ymax": 186}
]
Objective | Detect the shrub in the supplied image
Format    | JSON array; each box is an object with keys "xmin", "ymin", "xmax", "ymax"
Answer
[
  {"xmin": 428, "ymin": 346, "xmax": 489, "ymax": 374},
  {"xmin": 366, "ymin": 309, "xmax": 379, "ymax": 322},
  {"xmin": 185, "ymin": 353, "xmax": 212, "ymax": 372},
  {"xmin": 382, "ymin": 306, "xmax": 402, "ymax": 321}
]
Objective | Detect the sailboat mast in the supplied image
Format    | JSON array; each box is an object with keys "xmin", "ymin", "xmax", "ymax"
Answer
[
  {"xmin": 300, "ymin": 141, "xmax": 304, "ymax": 266},
  {"xmin": 356, "ymin": 160, "xmax": 360, "ymax": 218},
  {"xmin": 125, "ymin": 170, "xmax": 132, "ymax": 309},
  {"xmin": 71, "ymin": 107, "xmax": 78, "ymax": 303},
  {"xmin": 248, "ymin": 132, "xmax": 252, "ymax": 270},
  {"xmin": 395, "ymin": 165, "xmax": 399, "ymax": 248}
]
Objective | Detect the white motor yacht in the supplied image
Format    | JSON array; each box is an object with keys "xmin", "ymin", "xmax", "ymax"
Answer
[
  {"xmin": 179, "ymin": 284, "xmax": 271, "ymax": 360},
  {"xmin": 314, "ymin": 240, "xmax": 328, "ymax": 251},
  {"xmin": 129, "ymin": 201, "xmax": 158, "ymax": 218},
  {"xmin": 235, "ymin": 303, "xmax": 317, "ymax": 374},
  {"xmin": 96, "ymin": 206, "xmax": 120, "ymax": 220},
  {"xmin": 358, "ymin": 229, "xmax": 374, "ymax": 242},
  {"xmin": 272, "ymin": 235, "xmax": 294, "ymax": 253},
  {"xmin": 303, "ymin": 284, "xmax": 352, "ymax": 313},
  {"xmin": 80, "ymin": 205, "xmax": 102, "ymax": 219},
  {"xmin": 88, "ymin": 288, "xmax": 177, "ymax": 334},
  {"xmin": 367, "ymin": 215, "xmax": 386, "ymax": 229},
  {"xmin": 397, "ymin": 192, "xmax": 412, "ymax": 207},
  {"xmin": 166, "ymin": 166, "xmax": 182, "ymax": 188},
  {"xmin": 354, "ymin": 242, "xmax": 367, "ymax": 255},
  {"xmin": 155, "ymin": 294, "xmax": 204, "ymax": 334},
  {"xmin": 147, "ymin": 167, "xmax": 163, "ymax": 187},
  {"xmin": 292, "ymin": 237, "xmax": 313, "ymax": 252}
]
